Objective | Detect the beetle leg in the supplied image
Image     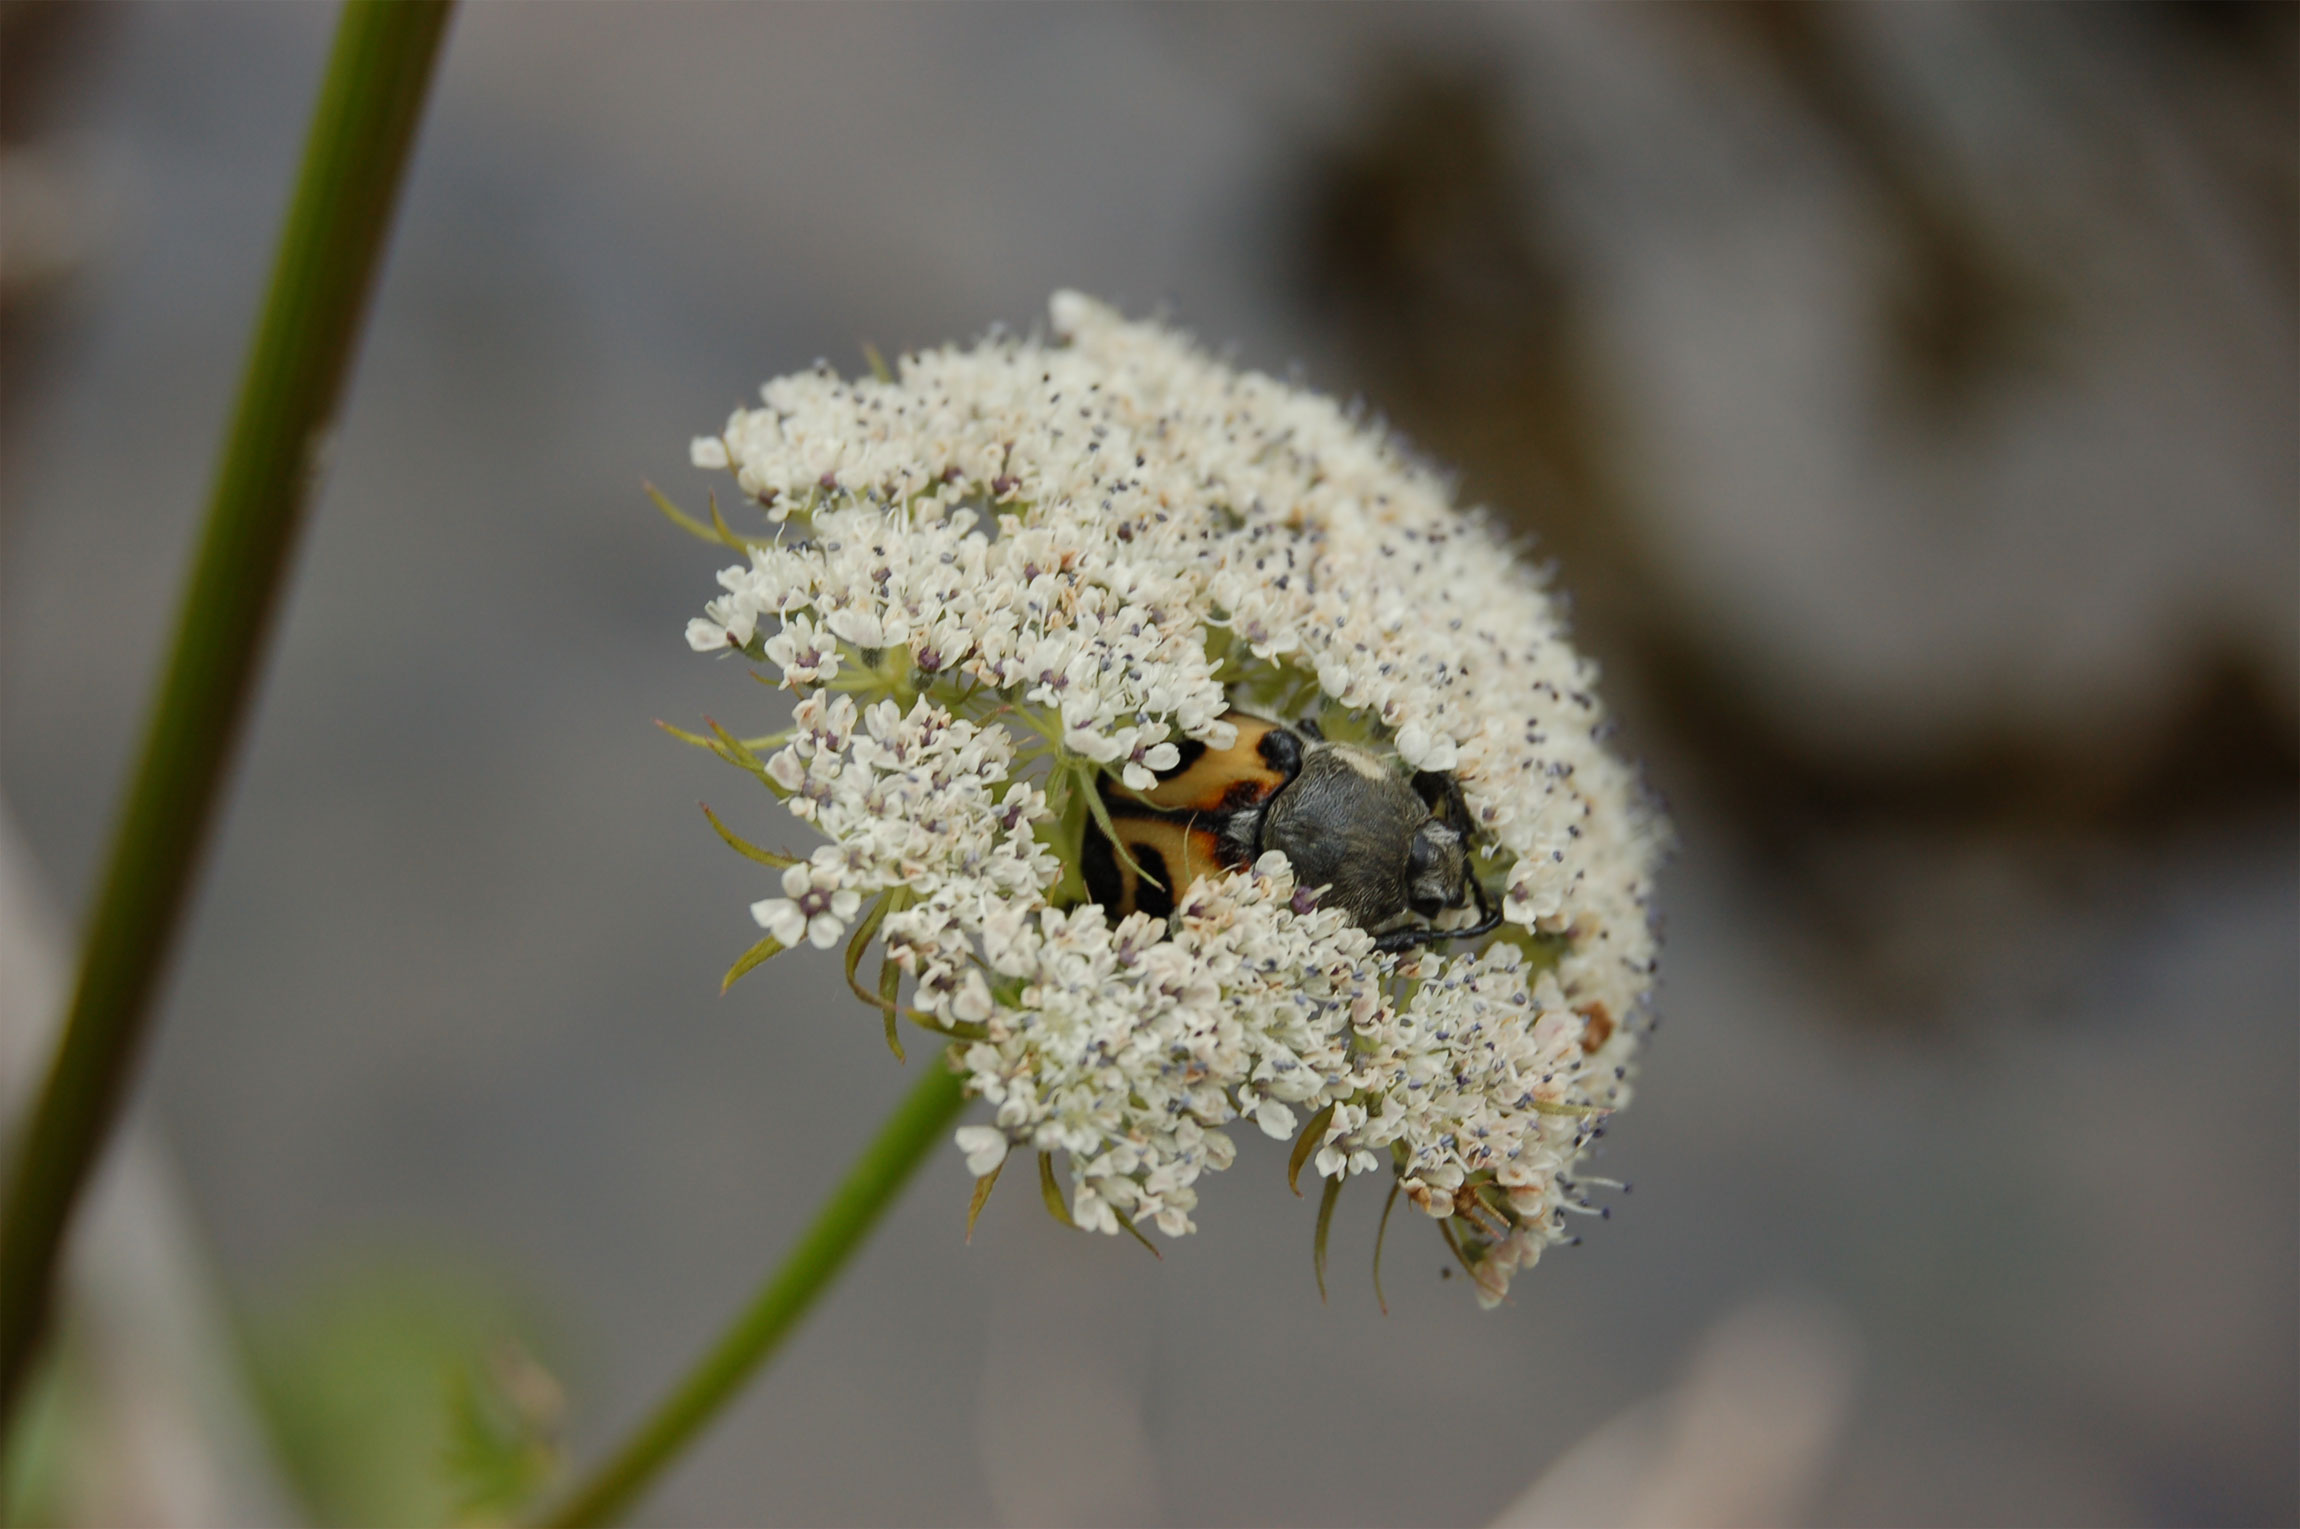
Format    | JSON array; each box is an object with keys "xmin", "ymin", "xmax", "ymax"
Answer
[
  {"xmin": 1409, "ymin": 768, "xmax": 1475, "ymax": 836},
  {"xmin": 1454, "ymin": 874, "xmax": 1504, "ymax": 940},
  {"xmin": 1370, "ymin": 876, "xmax": 1503, "ymax": 953}
]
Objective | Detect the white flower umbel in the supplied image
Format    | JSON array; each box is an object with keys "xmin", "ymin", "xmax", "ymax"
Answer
[{"xmin": 677, "ymin": 293, "xmax": 1666, "ymax": 1304}]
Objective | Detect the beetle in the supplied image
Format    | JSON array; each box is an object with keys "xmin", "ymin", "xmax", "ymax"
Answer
[{"xmin": 1079, "ymin": 710, "xmax": 1502, "ymax": 952}]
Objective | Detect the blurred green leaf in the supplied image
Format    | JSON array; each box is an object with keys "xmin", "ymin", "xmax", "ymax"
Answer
[
  {"xmin": 241, "ymin": 1261, "xmax": 562, "ymax": 1529},
  {"xmin": 442, "ymin": 1341, "xmax": 564, "ymax": 1525}
]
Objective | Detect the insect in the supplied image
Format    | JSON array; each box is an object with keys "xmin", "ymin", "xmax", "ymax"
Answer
[{"xmin": 1080, "ymin": 710, "xmax": 1502, "ymax": 952}]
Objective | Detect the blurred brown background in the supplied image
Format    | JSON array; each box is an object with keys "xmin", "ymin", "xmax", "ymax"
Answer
[{"xmin": 2, "ymin": 4, "xmax": 2293, "ymax": 1525}]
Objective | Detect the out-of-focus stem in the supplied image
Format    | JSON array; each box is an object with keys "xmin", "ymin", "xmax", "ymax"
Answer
[
  {"xmin": 0, "ymin": 0, "xmax": 454, "ymax": 1440},
  {"xmin": 536, "ymin": 1059, "xmax": 969, "ymax": 1528}
]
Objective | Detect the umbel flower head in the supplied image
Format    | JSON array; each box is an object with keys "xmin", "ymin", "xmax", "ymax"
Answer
[{"xmin": 671, "ymin": 293, "xmax": 1665, "ymax": 1306}]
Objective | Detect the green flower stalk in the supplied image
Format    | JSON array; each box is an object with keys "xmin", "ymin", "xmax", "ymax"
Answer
[
  {"xmin": 536, "ymin": 1063, "xmax": 965, "ymax": 1529},
  {"xmin": 0, "ymin": 0, "xmax": 453, "ymax": 1443}
]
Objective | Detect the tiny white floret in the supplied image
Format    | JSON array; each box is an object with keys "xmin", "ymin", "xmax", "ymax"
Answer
[{"xmin": 955, "ymin": 1126, "xmax": 1010, "ymax": 1178}]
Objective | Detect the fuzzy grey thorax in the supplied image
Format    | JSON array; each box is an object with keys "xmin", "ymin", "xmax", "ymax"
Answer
[{"xmin": 1261, "ymin": 741, "xmax": 1459, "ymax": 930}]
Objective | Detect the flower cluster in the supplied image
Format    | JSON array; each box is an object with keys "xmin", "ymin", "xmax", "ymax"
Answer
[
  {"xmin": 953, "ymin": 853, "xmax": 1368, "ymax": 1239},
  {"xmin": 765, "ymin": 692, "xmax": 1059, "ymax": 912},
  {"xmin": 677, "ymin": 293, "xmax": 1664, "ymax": 1304}
]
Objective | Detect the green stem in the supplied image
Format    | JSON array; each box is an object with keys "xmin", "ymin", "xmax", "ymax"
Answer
[
  {"xmin": 537, "ymin": 1058, "xmax": 970, "ymax": 1527},
  {"xmin": 0, "ymin": 0, "xmax": 453, "ymax": 1439}
]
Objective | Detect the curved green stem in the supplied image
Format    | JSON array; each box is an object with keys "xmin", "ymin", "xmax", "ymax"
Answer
[
  {"xmin": 537, "ymin": 1058, "xmax": 970, "ymax": 1527},
  {"xmin": 0, "ymin": 0, "xmax": 454, "ymax": 1441}
]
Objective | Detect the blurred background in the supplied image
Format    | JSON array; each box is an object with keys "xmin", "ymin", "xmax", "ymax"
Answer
[{"xmin": 1, "ymin": 3, "xmax": 2292, "ymax": 1524}]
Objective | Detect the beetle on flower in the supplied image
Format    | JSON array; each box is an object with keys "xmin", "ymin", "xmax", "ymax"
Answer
[{"xmin": 671, "ymin": 293, "xmax": 1665, "ymax": 1305}]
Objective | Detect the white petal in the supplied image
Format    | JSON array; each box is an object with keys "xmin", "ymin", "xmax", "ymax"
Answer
[
  {"xmin": 1254, "ymin": 1099, "xmax": 1296, "ymax": 1139},
  {"xmin": 685, "ymin": 619, "xmax": 730, "ymax": 653},
  {"xmin": 780, "ymin": 863, "xmax": 811, "ymax": 898},
  {"xmin": 952, "ymin": 970, "xmax": 994, "ymax": 1023},
  {"xmin": 1063, "ymin": 727, "xmax": 1123, "ymax": 763},
  {"xmin": 689, "ymin": 436, "xmax": 730, "ymax": 470},
  {"xmin": 806, "ymin": 912, "xmax": 846, "ymax": 949},
  {"xmin": 955, "ymin": 1126, "xmax": 1009, "ymax": 1178},
  {"xmin": 825, "ymin": 607, "xmax": 885, "ymax": 648},
  {"xmin": 750, "ymin": 899, "xmax": 806, "ymax": 949},
  {"xmin": 1048, "ymin": 289, "xmax": 1098, "ymax": 339},
  {"xmin": 1070, "ymin": 1187, "xmax": 1118, "ymax": 1235}
]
